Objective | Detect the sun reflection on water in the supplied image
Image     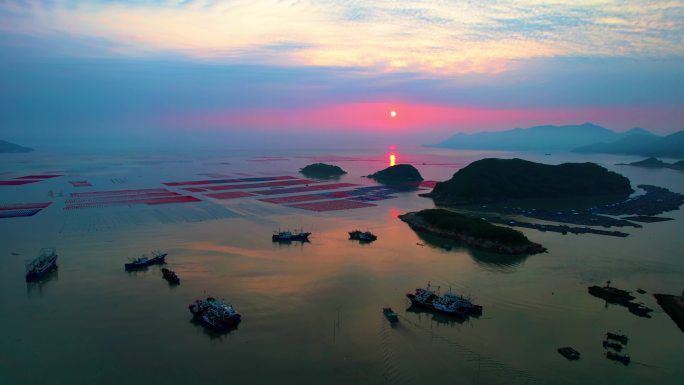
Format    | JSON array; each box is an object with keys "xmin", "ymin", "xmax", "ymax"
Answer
[{"xmin": 389, "ymin": 153, "xmax": 396, "ymax": 167}]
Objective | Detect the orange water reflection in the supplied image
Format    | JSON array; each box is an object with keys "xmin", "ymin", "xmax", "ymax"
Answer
[{"xmin": 389, "ymin": 153, "xmax": 396, "ymax": 167}]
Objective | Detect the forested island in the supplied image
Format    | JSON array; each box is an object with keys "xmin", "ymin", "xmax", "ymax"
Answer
[
  {"xmin": 399, "ymin": 209, "xmax": 546, "ymax": 255},
  {"xmin": 367, "ymin": 164, "xmax": 423, "ymax": 184},
  {"xmin": 425, "ymin": 158, "xmax": 632, "ymax": 205},
  {"xmin": 300, "ymin": 163, "xmax": 347, "ymax": 178}
]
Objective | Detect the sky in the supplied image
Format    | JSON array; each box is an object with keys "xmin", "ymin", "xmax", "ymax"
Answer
[{"xmin": 1, "ymin": 0, "xmax": 683, "ymax": 148}]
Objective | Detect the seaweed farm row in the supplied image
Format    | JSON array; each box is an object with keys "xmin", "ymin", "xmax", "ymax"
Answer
[
  {"xmin": 2, "ymin": 172, "xmax": 436, "ymax": 216},
  {"xmin": 0, "ymin": 174, "xmax": 63, "ymax": 186},
  {"xmin": 0, "ymin": 202, "xmax": 52, "ymax": 218}
]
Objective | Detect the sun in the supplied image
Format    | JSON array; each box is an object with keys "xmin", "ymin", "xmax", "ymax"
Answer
[{"xmin": 390, "ymin": 110, "xmax": 397, "ymax": 118}]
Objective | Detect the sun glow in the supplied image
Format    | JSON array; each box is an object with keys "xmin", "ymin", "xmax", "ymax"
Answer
[{"xmin": 390, "ymin": 110, "xmax": 397, "ymax": 118}]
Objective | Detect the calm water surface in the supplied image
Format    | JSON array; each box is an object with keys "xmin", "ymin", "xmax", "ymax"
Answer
[{"xmin": 1, "ymin": 147, "xmax": 683, "ymax": 385}]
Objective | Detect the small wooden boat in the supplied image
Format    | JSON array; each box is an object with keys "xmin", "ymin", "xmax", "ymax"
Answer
[
  {"xmin": 161, "ymin": 268, "xmax": 180, "ymax": 284},
  {"xmin": 383, "ymin": 307, "xmax": 399, "ymax": 323},
  {"xmin": 557, "ymin": 347, "xmax": 580, "ymax": 360}
]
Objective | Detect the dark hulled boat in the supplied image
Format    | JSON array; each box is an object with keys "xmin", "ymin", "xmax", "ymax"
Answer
[
  {"xmin": 124, "ymin": 250, "xmax": 166, "ymax": 270},
  {"xmin": 349, "ymin": 230, "xmax": 377, "ymax": 242},
  {"xmin": 406, "ymin": 283, "xmax": 482, "ymax": 317},
  {"xmin": 161, "ymin": 268, "xmax": 180, "ymax": 284},
  {"xmin": 272, "ymin": 229, "xmax": 311, "ymax": 242},
  {"xmin": 557, "ymin": 347, "xmax": 580, "ymax": 360},
  {"xmin": 602, "ymin": 340, "xmax": 623, "ymax": 351},
  {"xmin": 605, "ymin": 351, "xmax": 631, "ymax": 365},
  {"xmin": 25, "ymin": 248, "xmax": 58, "ymax": 281},
  {"xmin": 189, "ymin": 297, "xmax": 241, "ymax": 331},
  {"xmin": 606, "ymin": 332, "xmax": 629, "ymax": 344},
  {"xmin": 627, "ymin": 302, "xmax": 653, "ymax": 317},
  {"xmin": 383, "ymin": 307, "xmax": 399, "ymax": 323}
]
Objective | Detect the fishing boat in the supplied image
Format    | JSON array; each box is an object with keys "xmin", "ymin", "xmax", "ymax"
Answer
[
  {"xmin": 557, "ymin": 347, "xmax": 580, "ymax": 360},
  {"xmin": 628, "ymin": 302, "xmax": 653, "ymax": 317},
  {"xmin": 349, "ymin": 230, "xmax": 377, "ymax": 242},
  {"xmin": 25, "ymin": 248, "xmax": 58, "ymax": 280},
  {"xmin": 442, "ymin": 289, "xmax": 483, "ymax": 316},
  {"xmin": 605, "ymin": 351, "xmax": 630, "ymax": 365},
  {"xmin": 124, "ymin": 250, "xmax": 166, "ymax": 270},
  {"xmin": 602, "ymin": 340, "xmax": 623, "ymax": 351},
  {"xmin": 606, "ymin": 332, "xmax": 629, "ymax": 344},
  {"xmin": 406, "ymin": 283, "xmax": 482, "ymax": 317},
  {"xmin": 161, "ymin": 268, "xmax": 180, "ymax": 284},
  {"xmin": 272, "ymin": 229, "xmax": 311, "ymax": 242},
  {"xmin": 189, "ymin": 296, "xmax": 241, "ymax": 331},
  {"xmin": 383, "ymin": 307, "xmax": 399, "ymax": 323}
]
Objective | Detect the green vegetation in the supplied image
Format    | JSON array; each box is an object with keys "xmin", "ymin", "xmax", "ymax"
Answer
[
  {"xmin": 300, "ymin": 163, "xmax": 347, "ymax": 178},
  {"xmin": 414, "ymin": 208, "xmax": 530, "ymax": 245},
  {"xmin": 367, "ymin": 164, "xmax": 423, "ymax": 183},
  {"xmin": 429, "ymin": 158, "xmax": 633, "ymax": 204}
]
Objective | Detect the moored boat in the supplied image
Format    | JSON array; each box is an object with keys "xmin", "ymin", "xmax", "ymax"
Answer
[
  {"xmin": 349, "ymin": 230, "xmax": 377, "ymax": 242},
  {"xmin": 161, "ymin": 268, "xmax": 180, "ymax": 284},
  {"xmin": 627, "ymin": 302, "xmax": 653, "ymax": 317},
  {"xmin": 189, "ymin": 296, "xmax": 241, "ymax": 331},
  {"xmin": 272, "ymin": 229, "xmax": 311, "ymax": 242},
  {"xmin": 25, "ymin": 248, "xmax": 58, "ymax": 281},
  {"xmin": 383, "ymin": 307, "xmax": 399, "ymax": 323},
  {"xmin": 406, "ymin": 283, "xmax": 482, "ymax": 317},
  {"xmin": 124, "ymin": 250, "xmax": 166, "ymax": 270},
  {"xmin": 606, "ymin": 332, "xmax": 629, "ymax": 344},
  {"xmin": 602, "ymin": 340, "xmax": 623, "ymax": 351},
  {"xmin": 605, "ymin": 351, "xmax": 630, "ymax": 365}
]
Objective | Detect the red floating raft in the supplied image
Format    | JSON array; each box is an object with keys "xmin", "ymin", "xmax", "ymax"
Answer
[
  {"xmin": 205, "ymin": 191, "xmax": 255, "ymax": 200},
  {"xmin": 164, "ymin": 175, "xmax": 295, "ymax": 187},
  {"xmin": 256, "ymin": 183, "xmax": 358, "ymax": 196}
]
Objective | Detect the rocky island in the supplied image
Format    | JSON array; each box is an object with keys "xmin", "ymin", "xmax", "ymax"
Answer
[
  {"xmin": 0, "ymin": 139, "xmax": 33, "ymax": 153},
  {"xmin": 399, "ymin": 209, "xmax": 546, "ymax": 255},
  {"xmin": 300, "ymin": 163, "xmax": 347, "ymax": 178},
  {"xmin": 425, "ymin": 158, "xmax": 633, "ymax": 205},
  {"xmin": 367, "ymin": 164, "xmax": 423, "ymax": 185},
  {"xmin": 618, "ymin": 157, "xmax": 684, "ymax": 171}
]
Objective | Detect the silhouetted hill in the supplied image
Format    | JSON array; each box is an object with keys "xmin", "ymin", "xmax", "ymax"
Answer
[
  {"xmin": 574, "ymin": 131, "xmax": 684, "ymax": 158},
  {"xmin": 426, "ymin": 158, "xmax": 633, "ymax": 204},
  {"xmin": 367, "ymin": 164, "xmax": 423, "ymax": 184},
  {"xmin": 0, "ymin": 140, "xmax": 33, "ymax": 153},
  {"xmin": 430, "ymin": 123, "xmax": 649, "ymax": 151}
]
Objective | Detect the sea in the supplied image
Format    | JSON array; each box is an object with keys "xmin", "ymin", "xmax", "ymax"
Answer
[{"xmin": 1, "ymin": 146, "xmax": 682, "ymax": 385}]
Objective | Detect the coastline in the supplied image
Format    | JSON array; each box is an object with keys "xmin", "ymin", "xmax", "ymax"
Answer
[{"xmin": 398, "ymin": 211, "xmax": 547, "ymax": 255}]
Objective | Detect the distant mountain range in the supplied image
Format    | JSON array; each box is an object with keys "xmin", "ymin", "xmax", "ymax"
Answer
[
  {"xmin": 0, "ymin": 140, "xmax": 33, "ymax": 153},
  {"xmin": 573, "ymin": 131, "xmax": 684, "ymax": 158},
  {"xmin": 430, "ymin": 123, "xmax": 683, "ymax": 158}
]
